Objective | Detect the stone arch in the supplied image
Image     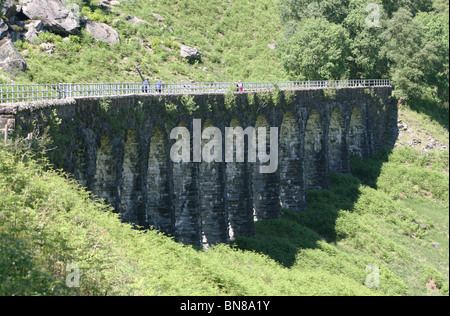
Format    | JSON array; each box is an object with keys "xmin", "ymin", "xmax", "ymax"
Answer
[
  {"xmin": 93, "ymin": 134, "xmax": 117, "ymax": 208},
  {"xmin": 120, "ymin": 129, "xmax": 141, "ymax": 224},
  {"xmin": 305, "ymin": 109, "xmax": 325, "ymax": 189},
  {"xmin": 252, "ymin": 114, "xmax": 280, "ymax": 220},
  {"xmin": 225, "ymin": 117, "xmax": 254, "ymax": 240},
  {"xmin": 199, "ymin": 119, "xmax": 228, "ymax": 246},
  {"xmin": 279, "ymin": 111, "xmax": 305, "ymax": 211},
  {"xmin": 171, "ymin": 121, "xmax": 201, "ymax": 245},
  {"xmin": 146, "ymin": 125, "xmax": 174, "ymax": 235},
  {"xmin": 328, "ymin": 107, "xmax": 347, "ymax": 174},
  {"xmin": 348, "ymin": 106, "xmax": 365, "ymax": 158}
]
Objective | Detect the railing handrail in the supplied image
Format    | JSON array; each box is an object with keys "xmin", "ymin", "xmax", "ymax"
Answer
[{"xmin": 0, "ymin": 79, "xmax": 391, "ymax": 104}]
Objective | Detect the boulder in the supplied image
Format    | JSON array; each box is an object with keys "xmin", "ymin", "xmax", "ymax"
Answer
[
  {"xmin": 23, "ymin": 20, "xmax": 43, "ymax": 42},
  {"xmin": 0, "ymin": 20, "xmax": 8, "ymax": 40},
  {"xmin": 1, "ymin": 0, "xmax": 17, "ymax": 19},
  {"xmin": 39, "ymin": 42, "xmax": 55, "ymax": 54},
  {"xmin": 98, "ymin": 0, "xmax": 112, "ymax": 10},
  {"xmin": 180, "ymin": 44, "xmax": 201, "ymax": 61},
  {"xmin": 127, "ymin": 16, "xmax": 148, "ymax": 25},
  {"xmin": 85, "ymin": 20, "xmax": 119, "ymax": 45},
  {"xmin": 19, "ymin": 0, "xmax": 80, "ymax": 35},
  {"xmin": 98, "ymin": 0, "xmax": 120, "ymax": 10},
  {"xmin": 152, "ymin": 12, "xmax": 165, "ymax": 22},
  {"xmin": 0, "ymin": 38, "xmax": 27, "ymax": 75},
  {"xmin": 267, "ymin": 43, "xmax": 277, "ymax": 50},
  {"xmin": 26, "ymin": 19, "xmax": 44, "ymax": 32},
  {"xmin": 0, "ymin": 73, "xmax": 14, "ymax": 83},
  {"xmin": 8, "ymin": 30, "xmax": 23, "ymax": 42}
]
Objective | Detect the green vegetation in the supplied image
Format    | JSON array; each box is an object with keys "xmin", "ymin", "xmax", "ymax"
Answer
[
  {"xmin": 10, "ymin": 0, "xmax": 286, "ymax": 84},
  {"xmin": 278, "ymin": 17, "xmax": 350, "ymax": 80},
  {"xmin": 1, "ymin": 106, "xmax": 448, "ymax": 296},
  {"xmin": 234, "ymin": 122, "xmax": 449, "ymax": 295},
  {"xmin": 278, "ymin": 0, "xmax": 449, "ymax": 127},
  {"xmin": 7, "ymin": 0, "xmax": 447, "ymax": 127},
  {"xmin": 0, "ymin": 143, "xmax": 376, "ymax": 296},
  {"xmin": 2, "ymin": 0, "xmax": 448, "ymax": 296}
]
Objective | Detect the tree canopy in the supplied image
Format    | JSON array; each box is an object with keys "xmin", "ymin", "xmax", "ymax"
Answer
[
  {"xmin": 278, "ymin": 17, "xmax": 350, "ymax": 80},
  {"xmin": 278, "ymin": 0, "xmax": 449, "ymax": 126}
]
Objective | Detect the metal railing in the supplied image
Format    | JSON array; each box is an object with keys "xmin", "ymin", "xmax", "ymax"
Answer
[{"xmin": 0, "ymin": 79, "xmax": 391, "ymax": 104}]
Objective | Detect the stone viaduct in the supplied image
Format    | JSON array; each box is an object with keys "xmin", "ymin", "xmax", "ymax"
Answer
[{"xmin": 0, "ymin": 86, "xmax": 398, "ymax": 246}]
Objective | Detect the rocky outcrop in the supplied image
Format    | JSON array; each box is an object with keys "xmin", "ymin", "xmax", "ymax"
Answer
[
  {"xmin": 0, "ymin": 20, "xmax": 8, "ymax": 40},
  {"xmin": 126, "ymin": 16, "xmax": 148, "ymax": 25},
  {"xmin": 267, "ymin": 43, "xmax": 277, "ymax": 50},
  {"xmin": 0, "ymin": 38, "xmax": 27, "ymax": 74},
  {"xmin": 1, "ymin": 0, "xmax": 16, "ymax": 18},
  {"xmin": 23, "ymin": 20, "xmax": 43, "ymax": 42},
  {"xmin": 396, "ymin": 118, "xmax": 449, "ymax": 152},
  {"xmin": 98, "ymin": 0, "xmax": 121, "ymax": 10},
  {"xmin": 0, "ymin": 0, "xmax": 123, "ymax": 76},
  {"xmin": 180, "ymin": 45, "xmax": 201, "ymax": 62},
  {"xmin": 19, "ymin": 0, "xmax": 80, "ymax": 35},
  {"xmin": 152, "ymin": 13, "xmax": 165, "ymax": 22},
  {"xmin": 85, "ymin": 20, "xmax": 120, "ymax": 45}
]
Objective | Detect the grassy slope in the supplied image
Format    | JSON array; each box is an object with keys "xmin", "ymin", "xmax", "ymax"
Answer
[
  {"xmin": 11, "ymin": 0, "xmax": 287, "ymax": 84},
  {"xmin": 0, "ymin": 147, "xmax": 376, "ymax": 296},
  {"xmin": 229, "ymin": 104, "xmax": 449, "ymax": 296}
]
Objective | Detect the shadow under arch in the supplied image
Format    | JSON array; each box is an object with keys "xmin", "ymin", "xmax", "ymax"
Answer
[
  {"xmin": 171, "ymin": 120, "xmax": 202, "ymax": 246},
  {"xmin": 226, "ymin": 116, "xmax": 255, "ymax": 240},
  {"xmin": 328, "ymin": 106, "xmax": 348, "ymax": 174},
  {"xmin": 93, "ymin": 133, "xmax": 118, "ymax": 210},
  {"xmin": 199, "ymin": 118, "xmax": 229, "ymax": 247},
  {"xmin": 146, "ymin": 125, "xmax": 174, "ymax": 235},
  {"xmin": 305, "ymin": 109, "xmax": 327, "ymax": 189},
  {"xmin": 253, "ymin": 114, "xmax": 281, "ymax": 220},
  {"xmin": 279, "ymin": 111, "xmax": 305, "ymax": 211},
  {"xmin": 120, "ymin": 129, "xmax": 141, "ymax": 225},
  {"xmin": 348, "ymin": 105, "xmax": 366, "ymax": 159}
]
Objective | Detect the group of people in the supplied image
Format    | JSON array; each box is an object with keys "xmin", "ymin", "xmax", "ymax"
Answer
[
  {"xmin": 141, "ymin": 78, "xmax": 245, "ymax": 94},
  {"xmin": 142, "ymin": 78, "xmax": 162, "ymax": 94}
]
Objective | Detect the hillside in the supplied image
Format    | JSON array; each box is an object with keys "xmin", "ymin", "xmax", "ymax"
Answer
[
  {"xmin": 1, "ymin": 0, "xmax": 449, "ymax": 297},
  {"xmin": 1, "ymin": 0, "xmax": 286, "ymax": 84},
  {"xmin": 2, "ymin": 0, "xmax": 448, "ymax": 126}
]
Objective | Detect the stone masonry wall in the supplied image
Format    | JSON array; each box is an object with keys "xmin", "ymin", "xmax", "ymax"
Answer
[{"xmin": 0, "ymin": 87, "xmax": 397, "ymax": 247}]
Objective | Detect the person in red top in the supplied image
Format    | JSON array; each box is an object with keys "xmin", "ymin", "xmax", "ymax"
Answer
[{"xmin": 238, "ymin": 80, "xmax": 243, "ymax": 92}]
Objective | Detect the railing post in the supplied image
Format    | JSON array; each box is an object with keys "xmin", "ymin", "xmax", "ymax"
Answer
[
  {"xmin": 4, "ymin": 125, "xmax": 7, "ymax": 145},
  {"xmin": 58, "ymin": 83, "xmax": 63, "ymax": 99}
]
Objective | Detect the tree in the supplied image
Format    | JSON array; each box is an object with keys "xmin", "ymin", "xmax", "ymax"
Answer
[
  {"xmin": 278, "ymin": 18, "xmax": 350, "ymax": 80},
  {"xmin": 381, "ymin": 0, "xmax": 434, "ymax": 17},
  {"xmin": 344, "ymin": 0, "xmax": 389, "ymax": 78},
  {"xmin": 279, "ymin": 0, "xmax": 350, "ymax": 25},
  {"xmin": 414, "ymin": 11, "xmax": 449, "ymax": 103},
  {"xmin": 432, "ymin": 0, "xmax": 449, "ymax": 13},
  {"xmin": 380, "ymin": 9, "xmax": 427, "ymax": 97},
  {"xmin": 380, "ymin": 7, "xmax": 449, "ymax": 126}
]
